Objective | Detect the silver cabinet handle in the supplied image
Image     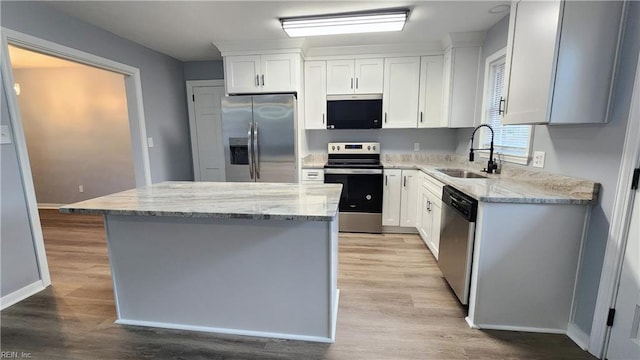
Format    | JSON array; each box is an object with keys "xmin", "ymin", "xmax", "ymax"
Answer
[
  {"xmin": 420, "ymin": 112, "xmax": 423, "ymax": 123},
  {"xmin": 356, "ymin": 78, "xmax": 359, "ymax": 89},
  {"xmin": 385, "ymin": 112, "xmax": 388, "ymax": 123},
  {"xmin": 322, "ymin": 113, "xmax": 325, "ymax": 124},
  {"xmin": 403, "ymin": 176, "xmax": 407, "ymax": 187},
  {"xmin": 385, "ymin": 175, "xmax": 388, "ymax": 186},
  {"xmin": 247, "ymin": 123, "xmax": 254, "ymax": 179},
  {"xmin": 261, "ymin": 74, "xmax": 265, "ymax": 86},
  {"xmin": 350, "ymin": 78, "xmax": 354, "ymax": 89},
  {"xmin": 255, "ymin": 75, "xmax": 259, "ymax": 87}
]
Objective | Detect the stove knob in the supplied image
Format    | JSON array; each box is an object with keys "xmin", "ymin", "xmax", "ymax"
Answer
[
  {"xmin": 332, "ymin": 146, "xmax": 335, "ymax": 151},
  {"xmin": 373, "ymin": 145, "xmax": 377, "ymax": 151},
  {"xmin": 337, "ymin": 146, "xmax": 341, "ymax": 151},
  {"xmin": 367, "ymin": 146, "xmax": 371, "ymax": 151}
]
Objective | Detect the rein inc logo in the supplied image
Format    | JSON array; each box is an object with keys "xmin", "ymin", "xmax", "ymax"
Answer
[{"xmin": 1, "ymin": 352, "xmax": 32, "ymax": 359}]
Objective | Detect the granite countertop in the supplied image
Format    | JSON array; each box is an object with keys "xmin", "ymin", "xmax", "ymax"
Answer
[
  {"xmin": 302, "ymin": 153, "xmax": 600, "ymax": 205},
  {"xmin": 60, "ymin": 181, "xmax": 342, "ymax": 221}
]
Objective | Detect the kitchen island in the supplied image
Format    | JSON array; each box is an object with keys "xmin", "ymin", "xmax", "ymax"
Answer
[{"xmin": 60, "ymin": 181, "xmax": 342, "ymax": 343}]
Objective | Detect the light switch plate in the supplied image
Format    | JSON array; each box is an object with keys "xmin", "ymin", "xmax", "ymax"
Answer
[
  {"xmin": 1, "ymin": 125, "xmax": 12, "ymax": 144},
  {"xmin": 147, "ymin": 137, "xmax": 154, "ymax": 148},
  {"xmin": 533, "ymin": 151, "xmax": 545, "ymax": 168}
]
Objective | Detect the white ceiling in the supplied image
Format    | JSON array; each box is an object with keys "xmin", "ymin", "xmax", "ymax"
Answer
[{"xmin": 48, "ymin": 1, "xmax": 510, "ymax": 62}]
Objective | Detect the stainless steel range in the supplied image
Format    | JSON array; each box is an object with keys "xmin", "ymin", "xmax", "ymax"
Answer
[{"xmin": 324, "ymin": 142, "xmax": 383, "ymax": 233}]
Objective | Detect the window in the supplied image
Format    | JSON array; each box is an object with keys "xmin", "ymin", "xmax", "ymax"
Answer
[{"xmin": 479, "ymin": 49, "xmax": 532, "ymax": 165}]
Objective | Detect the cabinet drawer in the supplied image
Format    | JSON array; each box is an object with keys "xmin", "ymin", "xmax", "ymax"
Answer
[
  {"xmin": 422, "ymin": 173, "xmax": 444, "ymax": 198},
  {"xmin": 302, "ymin": 169, "xmax": 325, "ymax": 182}
]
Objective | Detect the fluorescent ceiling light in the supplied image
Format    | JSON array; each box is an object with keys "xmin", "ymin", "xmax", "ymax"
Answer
[{"xmin": 281, "ymin": 10, "xmax": 409, "ymax": 37}]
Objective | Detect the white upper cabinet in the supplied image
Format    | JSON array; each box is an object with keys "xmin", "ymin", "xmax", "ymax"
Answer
[
  {"xmin": 502, "ymin": 0, "xmax": 623, "ymax": 125},
  {"xmin": 225, "ymin": 53, "xmax": 300, "ymax": 94},
  {"xmin": 304, "ymin": 61, "xmax": 327, "ymax": 130},
  {"xmin": 326, "ymin": 58, "xmax": 383, "ymax": 95},
  {"xmin": 382, "ymin": 57, "xmax": 421, "ymax": 128},
  {"xmin": 418, "ymin": 55, "xmax": 444, "ymax": 128},
  {"xmin": 442, "ymin": 46, "xmax": 481, "ymax": 128}
]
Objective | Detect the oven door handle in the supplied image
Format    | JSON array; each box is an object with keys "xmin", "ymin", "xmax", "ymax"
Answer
[{"xmin": 324, "ymin": 168, "xmax": 383, "ymax": 175}]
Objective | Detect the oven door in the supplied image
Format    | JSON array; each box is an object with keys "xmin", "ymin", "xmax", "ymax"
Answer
[{"xmin": 324, "ymin": 168, "xmax": 383, "ymax": 233}]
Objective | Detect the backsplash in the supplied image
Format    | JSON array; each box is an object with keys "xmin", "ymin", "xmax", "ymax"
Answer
[{"xmin": 304, "ymin": 128, "xmax": 458, "ymax": 154}]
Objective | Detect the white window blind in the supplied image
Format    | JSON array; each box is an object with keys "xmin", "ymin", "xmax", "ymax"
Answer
[{"xmin": 480, "ymin": 54, "xmax": 531, "ymax": 163}]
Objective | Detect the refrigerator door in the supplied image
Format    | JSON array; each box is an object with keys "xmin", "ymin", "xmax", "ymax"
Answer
[
  {"xmin": 252, "ymin": 95, "xmax": 296, "ymax": 183},
  {"xmin": 222, "ymin": 96, "xmax": 254, "ymax": 182}
]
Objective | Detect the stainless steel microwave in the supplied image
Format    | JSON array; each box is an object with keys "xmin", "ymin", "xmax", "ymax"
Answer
[{"xmin": 326, "ymin": 94, "xmax": 383, "ymax": 129}]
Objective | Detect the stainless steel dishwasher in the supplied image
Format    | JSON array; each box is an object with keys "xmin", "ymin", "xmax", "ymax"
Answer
[{"xmin": 439, "ymin": 185, "xmax": 478, "ymax": 305}]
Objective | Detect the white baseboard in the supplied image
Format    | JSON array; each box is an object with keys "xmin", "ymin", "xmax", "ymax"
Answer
[
  {"xmin": 37, "ymin": 203, "xmax": 66, "ymax": 210},
  {"xmin": 465, "ymin": 316, "xmax": 480, "ymax": 329},
  {"xmin": 472, "ymin": 322, "xmax": 566, "ymax": 334},
  {"xmin": 331, "ymin": 289, "xmax": 340, "ymax": 342},
  {"xmin": 115, "ymin": 319, "xmax": 335, "ymax": 343},
  {"xmin": 567, "ymin": 323, "xmax": 589, "ymax": 350},
  {"xmin": 0, "ymin": 280, "xmax": 46, "ymax": 310}
]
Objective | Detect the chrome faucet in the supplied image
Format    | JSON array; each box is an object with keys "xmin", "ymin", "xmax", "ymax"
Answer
[{"xmin": 469, "ymin": 124, "xmax": 498, "ymax": 174}]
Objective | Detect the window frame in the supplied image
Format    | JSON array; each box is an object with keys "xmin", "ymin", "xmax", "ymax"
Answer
[{"xmin": 478, "ymin": 48, "xmax": 533, "ymax": 165}]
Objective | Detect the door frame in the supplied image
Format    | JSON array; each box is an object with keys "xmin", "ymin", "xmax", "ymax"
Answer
[
  {"xmin": 589, "ymin": 49, "xmax": 640, "ymax": 357},
  {"xmin": 185, "ymin": 80, "xmax": 225, "ymax": 181},
  {"xmin": 0, "ymin": 28, "xmax": 152, "ymax": 293}
]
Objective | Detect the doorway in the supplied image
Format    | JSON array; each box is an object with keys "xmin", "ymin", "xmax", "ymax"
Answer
[{"xmin": 8, "ymin": 45, "xmax": 136, "ymax": 207}]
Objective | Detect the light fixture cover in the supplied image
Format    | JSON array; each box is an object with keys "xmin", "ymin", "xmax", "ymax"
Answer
[{"xmin": 281, "ymin": 9, "xmax": 409, "ymax": 37}]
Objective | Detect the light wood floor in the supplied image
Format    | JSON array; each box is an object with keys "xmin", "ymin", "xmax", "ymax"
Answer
[{"xmin": 1, "ymin": 210, "xmax": 595, "ymax": 359}]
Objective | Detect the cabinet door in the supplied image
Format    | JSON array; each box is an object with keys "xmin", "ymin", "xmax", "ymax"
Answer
[
  {"xmin": 441, "ymin": 50, "xmax": 453, "ymax": 127},
  {"xmin": 326, "ymin": 60, "xmax": 355, "ymax": 94},
  {"xmin": 502, "ymin": 0, "xmax": 561, "ymax": 125},
  {"xmin": 448, "ymin": 46, "xmax": 482, "ymax": 128},
  {"xmin": 354, "ymin": 58, "xmax": 384, "ymax": 94},
  {"xmin": 225, "ymin": 55, "xmax": 261, "ymax": 94},
  {"xmin": 304, "ymin": 61, "xmax": 327, "ymax": 130},
  {"xmin": 429, "ymin": 200, "xmax": 442, "ymax": 260},
  {"xmin": 192, "ymin": 86, "xmax": 226, "ymax": 182},
  {"xmin": 419, "ymin": 191, "xmax": 433, "ymax": 247},
  {"xmin": 382, "ymin": 169, "xmax": 402, "ymax": 226},
  {"xmin": 400, "ymin": 170, "xmax": 419, "ymax": 227},
  {"xmin": 382, "ymin": 57, "xmax": 421, "ymax": 128},
  {"xmin": 418, "ymin": 55, "xmax": 445, "ymax": 128},
  {"xmin": 261, "ymin": 53, "xmax": 299, "ymax": 93}
]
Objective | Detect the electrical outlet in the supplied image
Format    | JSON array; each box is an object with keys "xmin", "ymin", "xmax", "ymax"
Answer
[
  {"xmin": 78, "ymin": 185, "xmax": 84, "ymax": 193},
  {"xmin": 414, "ymin": 142, "xmax": 420, "ymax": 151},
  {"xmin": 147, "ymin": 137, "xmax": 154, "ymax": 148},
  {"xmin": 533, "ymin": 151, "xmax": 545, "ymax": 168}
]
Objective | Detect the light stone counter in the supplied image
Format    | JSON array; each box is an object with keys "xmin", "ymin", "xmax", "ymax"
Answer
[
  {"xmin": 301, "ymin": 153, "xmax": 327, "ymax": 169},
  {"xmin": 380, "ymin": 153, "xmax": 599, "ymax": 205},
  {"xmin": 60, "ymin": 181, "xmax": 342, "ymax": 221}
]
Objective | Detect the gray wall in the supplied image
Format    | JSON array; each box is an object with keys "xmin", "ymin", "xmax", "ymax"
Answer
[
  {"xmin": 183, "ymin": 60, "xmax": 224, "ymax": 81},
  {"xmin": 14, "ymin": 66, "xmax": 136, "ymax": 204},
  {"xmin": 1, "ymin": 81, "xmax": 42, "ymax": 298},
  {"xmin": 1, "ymin": 1, "xmax": 192, "ymax": 183},
  {"xmin": 306, "ymin": 128, "xmax": 458, "ymax": 154},
  {"xmin": 455, "ymin": 2, "xmax": 640, "ymax": 335}
]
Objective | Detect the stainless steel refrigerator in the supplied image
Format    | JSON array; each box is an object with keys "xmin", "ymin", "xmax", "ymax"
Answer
[{"xmin": 221, "ymin": 95, "xmax": 296, "ymax": 183}]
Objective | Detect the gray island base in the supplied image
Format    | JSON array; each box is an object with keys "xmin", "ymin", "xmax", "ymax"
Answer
[{"xmin": 60, "ymin": 182, "xmax": 342, "ymax": 343}]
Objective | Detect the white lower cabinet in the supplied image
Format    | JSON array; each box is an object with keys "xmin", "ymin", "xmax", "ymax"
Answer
[
  {"xmin": 417, "ymin": 173, "xmax": 444, "ymax": 259},
  {"xmin": 301, "ymin": 169, "xmax": 324, "ymax": 184},
  {"xmin": 382, "ymin": 169, "xmax": 402, "ymax": 226},
  {"xmin": 383, "ymin": 169, "xmax": 419, "ymax": 227}
]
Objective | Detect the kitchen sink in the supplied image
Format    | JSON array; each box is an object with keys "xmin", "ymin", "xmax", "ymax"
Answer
[{"xmin": 436, "ymin": 168, "xmax": 487, "ymax": 179}]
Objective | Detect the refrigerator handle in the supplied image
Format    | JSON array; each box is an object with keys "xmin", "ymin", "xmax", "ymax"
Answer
[
  {"xmin": 254, "ymin": 122, "xmax": 260, "ymax": 179},
  {"xmin": 247, "ymin": 123, "xmax": 254, "ymax": 179}
]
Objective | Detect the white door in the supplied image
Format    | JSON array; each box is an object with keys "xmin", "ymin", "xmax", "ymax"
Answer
[
  {"xmin": 382, "ymin": 169, "xmax": 402, "ymax": 226},
  {"xmin": 304, "ymin": 61, "xmax": 327, "ymax": 130},
  {"xmin": 354, "ymin": 58, "xmax": 384, "ymax": 94},
  {"xmin": 382, "ymin": 57, "xmax": 421, "ymax": 128},
  {"xmin": 326, "ymin": 60, "xmax": 355, "ymax": 94},
  {"xmin": 400, "ymin": 170, "xmax": 419, "ymax": 227},
  {"xmin": 192, "ymin": 86, "xmax": 226, "ymax": 181},
  {"xmin": 225, "ymin": 55, "xmax": 261, "ymax": 94},
  {"xmin": 261, "ymin": 53, "xmax": 298, "ymax": 93},
  {"xmin": 606, "ymin": 182, "xmax": 640, "ymax": 359},
  {"xmin": 418, "ymin": 55, "xmax": 444, "ymax": 128}
]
